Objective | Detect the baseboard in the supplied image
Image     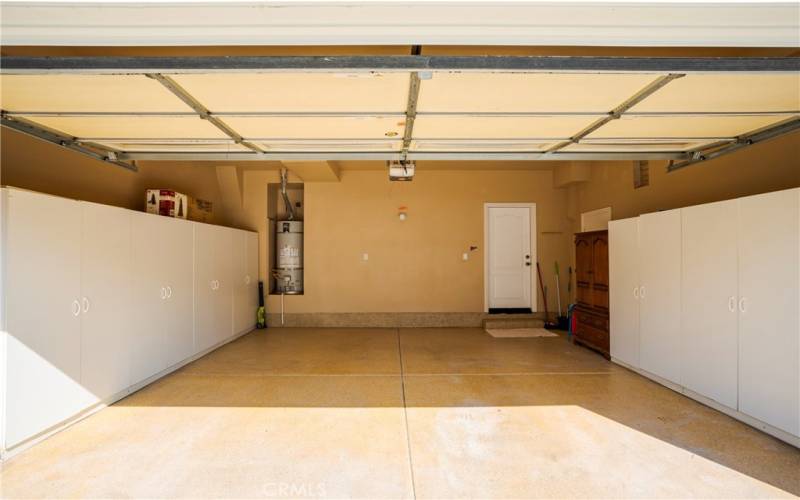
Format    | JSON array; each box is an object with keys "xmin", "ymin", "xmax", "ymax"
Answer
[
  {"xmin": 611, "ymin": 357, "xmax": 800, "ymax": 449},
  {"xmin": 266, "ymin": 312, "xmax": 547, "ymax": 328},
  {"xmin": 0, "ymin": 327, "xmax": 254, "ymax": 461}
]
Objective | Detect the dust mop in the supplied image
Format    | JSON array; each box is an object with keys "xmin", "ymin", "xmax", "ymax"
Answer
[{"xmin": 554, "ymin": 261, "xmax": 563, "ymax": 317}]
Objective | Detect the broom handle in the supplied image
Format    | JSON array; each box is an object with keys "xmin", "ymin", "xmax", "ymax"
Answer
[{"xmin": 536, "ymin": 262, "xmax": 550, "ymax": 319}]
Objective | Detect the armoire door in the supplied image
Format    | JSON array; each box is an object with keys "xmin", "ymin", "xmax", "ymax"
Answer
[
  {"xmin": 591, "ymin": 234, "xmax": 609, "ymax": 310},
  {"xmin": 4, "ymin": 189, "xmax": 91, "ymax": 447},
  {"xmin": 639, "ymin": 209, "xmax": 682, "ymax": 384},
  {"xmin": 575, "ymin": 235, "xmax": 593, "ymax": 307},
  {"xmin": 162, "ymin": 218, "xmax": 195, "ymax": 367},
  {"xmin": 80, "ymin": 202, "xmax": 133, "ymax": 402},
  {"xmin": 681, "ymin": 199, "xmax": 739, "ymax": 408},
  {"xmin": 738, "ymin": 189, "xmax": 799, "ymax": 436},
  {"xmin": 609, "ymin": 218, "xmax": 640, "ymax": 368},
  {"xmin": 131, "ymin": 213, "xmax": 168, "ymax": 384}
]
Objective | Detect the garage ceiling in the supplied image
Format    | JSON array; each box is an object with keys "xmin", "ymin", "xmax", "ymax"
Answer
[{"xmin": 1, "ymin": 55, "xmax": 798, "ymax": 172}]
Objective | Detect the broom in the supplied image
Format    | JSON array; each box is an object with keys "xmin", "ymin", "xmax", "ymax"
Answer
[{"xmin": 537, "ymin": 262, "xmax": 557, "ymax": 329}]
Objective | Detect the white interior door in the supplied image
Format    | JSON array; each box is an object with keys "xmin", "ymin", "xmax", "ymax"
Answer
[
  {"xmin": 163, "ymin": 218, "xmax": 194, "ymax": 367},
  {"xmin": 609, "ymin": 217, "xmax": 641, "ymax": 368},
  {"xmin": 4, "ymin": 189, "xmax": 92, "ymax": 447},
  {"xmin": 80, "ymin": 202, "xmax": 133, "ymax": 402},
  {"xmin": 131, "ymin": 213, "xmax": 168, "ymax": 384},
  {"xmin": 738, "ymin": 189, "xmax": 799, "ymax": 436},
  {"xmin": 681, "ymin": 200, "xmax": 739, "ymax": 408},
  {"xmin": 639, "ymin": 209, "xmax": 682, "ymax": 384},
  {"xmin": 487, "ymin": 206, "xmax": 532, "ymax": 309}
]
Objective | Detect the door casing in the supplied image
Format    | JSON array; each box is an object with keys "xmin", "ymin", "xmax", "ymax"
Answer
[{"xmin": 483, "ymin": 203, "xmax": 537, "ymax": 313}]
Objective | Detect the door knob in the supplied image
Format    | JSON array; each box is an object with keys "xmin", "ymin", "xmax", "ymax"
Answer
[{"xmin": 525, "ymin": 262, "xmax": 531, "ymax": 266}]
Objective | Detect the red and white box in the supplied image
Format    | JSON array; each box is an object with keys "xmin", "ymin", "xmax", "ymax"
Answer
[{"xmin": 145, "ymin": 189, "xmax": 188, "ymax": 218}]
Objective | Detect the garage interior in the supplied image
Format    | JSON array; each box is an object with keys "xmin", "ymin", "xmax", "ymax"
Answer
[{"xmin": 1, "ymin": 2, "xmax": 800, "ymax": 498}]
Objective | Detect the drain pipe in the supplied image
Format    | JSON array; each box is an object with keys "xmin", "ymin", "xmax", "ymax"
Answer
[
  {"xmin": 271, "ymin": 271, "xmax": 290, "ymax": 326},
  {"xmin": 280, "ymin": 168, "xmax": 295, "ymax": 221}
]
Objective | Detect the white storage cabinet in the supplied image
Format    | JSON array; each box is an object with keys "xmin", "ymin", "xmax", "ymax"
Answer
[
  {"xmin": 1, "ymin": 188, "xmax": 258, "ymax": 454},
  {"xmin": 609, "ymin": 188, "xmax": 800, "ymax": 443}
]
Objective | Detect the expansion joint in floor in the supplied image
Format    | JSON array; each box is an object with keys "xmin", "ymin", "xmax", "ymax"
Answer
[{"xmin": 396, "ymin": 328, "xmax": 417, "ymax": 500}]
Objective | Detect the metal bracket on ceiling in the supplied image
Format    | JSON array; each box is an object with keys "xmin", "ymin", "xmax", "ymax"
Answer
[
  {"xmin": 545, "ymin": 73, "xmax": 686, "ymax": 154},
  {"xmin": 1, "ymin": 113, "xmax": 137, "ymax": 171},
  {"xmin": 399, "ymin": 71, "xmax": 422, "ymax": 162},
  {"xmin": 145, "ymin": 73, "xmax": 265, "ymax": 154},
  {"xmin": 667, "ymin": 117, "xmax": 800, "ymax": 172}
]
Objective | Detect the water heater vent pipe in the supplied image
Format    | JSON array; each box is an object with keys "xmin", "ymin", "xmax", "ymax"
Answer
[{"xmin": 280, "ymin": 168, "xmax": 295, "ymax": 221}]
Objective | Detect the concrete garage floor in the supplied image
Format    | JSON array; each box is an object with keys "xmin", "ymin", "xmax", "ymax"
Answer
[{"xmin": 2, "ymin": 328, "xmax": 799, "ymax": 498}]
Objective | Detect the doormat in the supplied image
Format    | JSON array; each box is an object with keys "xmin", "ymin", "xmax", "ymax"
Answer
[{"xmin": 486, "ymin": 328, "xmax": 559, "ymax": 338}]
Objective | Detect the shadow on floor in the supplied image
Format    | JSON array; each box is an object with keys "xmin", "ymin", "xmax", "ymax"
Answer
[{"xmin": 108, "ymin": 327, "xmax": 800, "ymax": 495}]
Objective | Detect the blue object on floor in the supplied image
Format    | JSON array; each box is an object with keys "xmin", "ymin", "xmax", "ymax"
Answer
[{"xmin": 567, "ymin": 303, "xmax": 577, "ymax": 339}]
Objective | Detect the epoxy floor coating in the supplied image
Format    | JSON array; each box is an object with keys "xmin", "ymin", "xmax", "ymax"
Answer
[{"xmin": 2, "ymin": 328, "xmax": 799, "ymax": 498}]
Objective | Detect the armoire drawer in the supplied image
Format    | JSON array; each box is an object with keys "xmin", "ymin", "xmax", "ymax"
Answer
[{"xmin": 575, "ymin": 310, "xmax": 609, "ymax": 332}]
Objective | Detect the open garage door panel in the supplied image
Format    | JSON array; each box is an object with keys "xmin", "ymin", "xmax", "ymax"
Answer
[{"xmin": 1, "ymin": 57, "xmax": 798, "ymax": 168}]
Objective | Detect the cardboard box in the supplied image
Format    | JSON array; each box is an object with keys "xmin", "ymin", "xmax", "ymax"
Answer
[
  {"xmin": 187, "ymin": 196, "xmax": 213, "ymax": 223},
  {"xmin": 145, "ymin": 189, "xmax": 188, "ymax": 218}
]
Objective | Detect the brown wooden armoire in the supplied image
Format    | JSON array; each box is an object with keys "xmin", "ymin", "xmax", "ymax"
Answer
[{"xmin": 573, "ymin": 230, "xmax": 610, "ymax": 357}]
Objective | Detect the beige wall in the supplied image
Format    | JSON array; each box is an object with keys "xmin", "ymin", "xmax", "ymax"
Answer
[
  {"xmin": 3, "ymin": 125, "xmax": 799, "ymax": 316},
  {"xmin": 1, "ymin": 128, "xmax": 228, "ymax": 224},
  {"xmin": 567, "ymin": 130, "xmax": 800, "ymax": 224},
  {"xmin": 242, "ymin": 166, "xmax": 571, "ymax": 314},
  {"xmin": 562, "ymin": 131, "xmax": 800, "ymax": 303}
]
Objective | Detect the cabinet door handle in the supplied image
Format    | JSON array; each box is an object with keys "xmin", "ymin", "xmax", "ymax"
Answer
[
  {"xmin": 160, "ymin": 287, "xmax": 167, "ymax": 299},
  {"xmin": 71, "ymin": 300, "xmax": 81, "ymax": 316},
  {"xmin": 639, "ymin": 286, "xmax": 646, "ymax": 299},
  {"xmin": 739, "ymin": 297, "xmax": 747, "ymax": 313},
  {"xmin": 215, "ymin": 280, "xmax": 220, "ymax": 290},
  {"xmin": 244, "ymin": 275, "xmax": 251, "ymax": 285},
  {"xmin": 210, "ymin": 280, "xmax": 216, "ymax": 290},
  {"xmin": 166, "ymin": 286, "xmax": 173, "ymax": 299},
  {"xmin": 82, "ymin": 297, "xmax": 90, "ymax": 313},
  {"xmin": 633, "ymin": 287, "xmax": 639, "ymax": 299},
  {"xmin": 728, "ymin": 296, "xmax": 736, "ymax": 313}
]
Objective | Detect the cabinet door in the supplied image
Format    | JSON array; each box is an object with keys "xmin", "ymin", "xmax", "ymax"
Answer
[
  {"xmin": 232, "ymin": 231, "xmax": 250, "ymax": 335},
  {"xmin": 639, "ymin": 209, "xmax": 682, "ymax": 384},
  {"xmin": 194, "ymin": 224, "xmax": 218, "ymax": 352},
  {"xmin": 163, "ymin": 218, "xmax": 194, "ymax": 367},
  {"xmin": 738, "ymin": 189, "xmax": 799, "ymax": 436},
  {"xmin": 214, "ymin": 227, "xmax": 234, "ymax": 343},
  {"xmin": 246, "ymin": 231, "xmax": 259, "ymax": 328},
  {"xmin": 609, "ymin": 218, "xmax": 640, "ymax": 368},
  {"xmin": 681, "ymin": 200, "xmax": 739, "ymax": 408},
  {"xmin": 80, "ymin": 202, "xmax": 133, "ymax": 402},
  {"xmin": 131, "ymin": 213, "xmax": 167, "ymax": 384},
  {"xmin": 4, "ymin": 189, "xmax": 91, "ymax": 447}
]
